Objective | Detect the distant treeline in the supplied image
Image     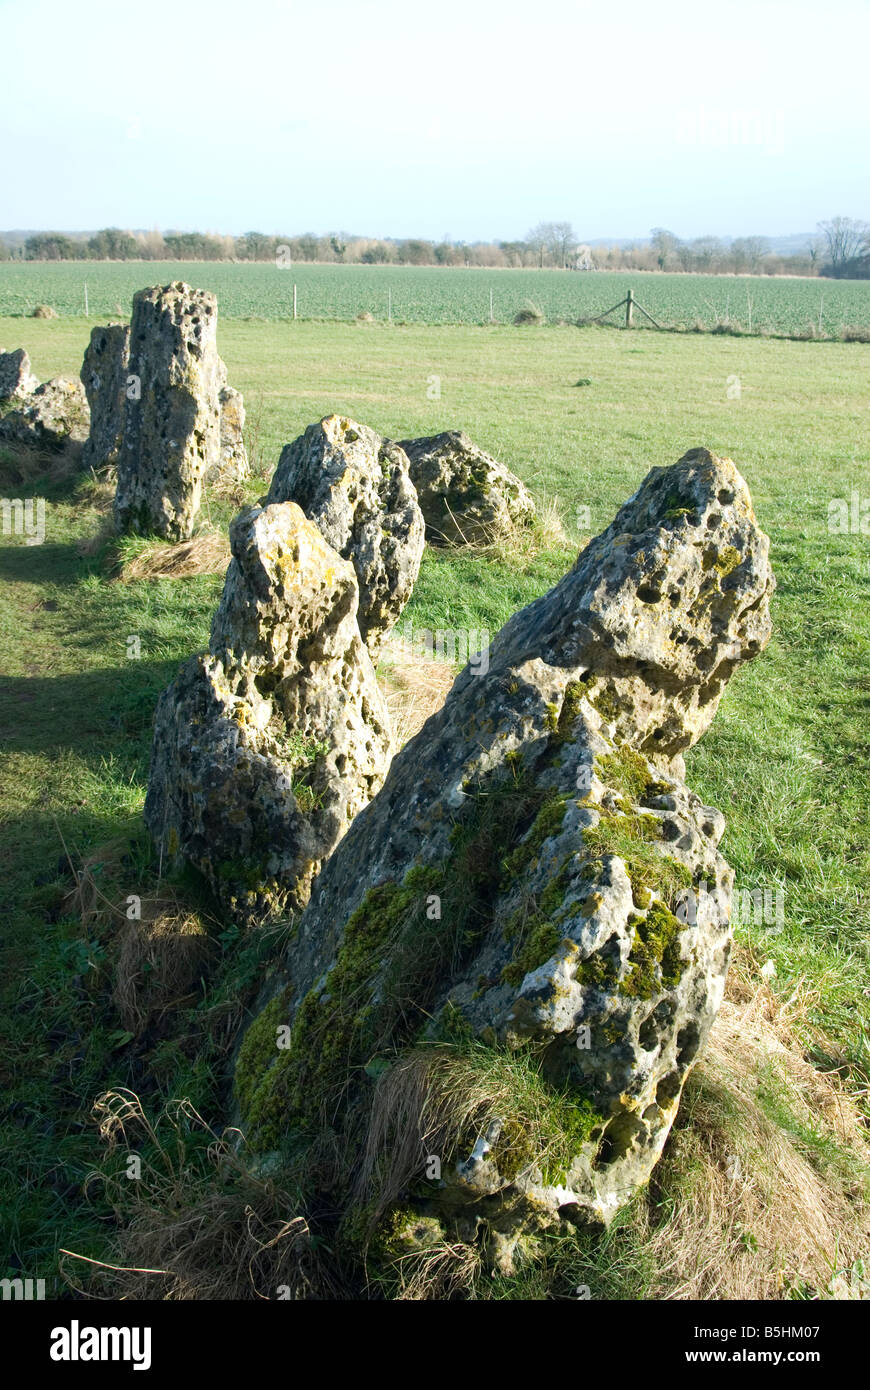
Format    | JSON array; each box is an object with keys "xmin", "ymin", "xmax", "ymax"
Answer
[{"xmin": 3, "ymin": 218, "xmax": 869, "ymax": 278}]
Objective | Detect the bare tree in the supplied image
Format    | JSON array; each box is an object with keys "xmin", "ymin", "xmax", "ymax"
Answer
[
  {"xmin": 690, "ymin": 236, "xmax": 725, "ymax": 270},
  {"xmin": 818, "ymin": 217, "xmax": 870, "ymax": 276},
  {"xmin": 650, "ymin": 228, "xmax": 681, "ymax": 270},
  {"xmin": 526, "ymin": 223, "xmax": 549, "ymax": 268},
  {"xmin": 547, "ymin": 222, "xmax": 577, "ymax": 268},
  {"xmin": 731, "ymin": 236, "xmax": 769, "ymax": 272},
  {"xmin": 526, "ymin": 221, "xmax": 576, "ymax": 268}
]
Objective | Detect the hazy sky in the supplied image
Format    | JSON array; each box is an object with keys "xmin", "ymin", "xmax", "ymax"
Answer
[{"xmin": 3, "ymin": 0, "xmax": 868, "ymax": 240}]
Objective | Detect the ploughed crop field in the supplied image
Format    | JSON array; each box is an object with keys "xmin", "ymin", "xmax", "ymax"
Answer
[
  {"xmin": 1, "ymin": 314, "xmax": 869, "ymax": 1300},
  {"xmin": 1, "ymin": 261, "xmax": 870, "ymax": 336}
]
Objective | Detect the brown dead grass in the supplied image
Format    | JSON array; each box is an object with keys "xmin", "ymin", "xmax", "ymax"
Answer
[
  {"xmin": 377, "ymin": 633, "xmax": 458, "ymax": 746},
  {"xmin": 112, "ymin": 902, "xmax": 213, "ymax": 1036},
  {"xmin": 60, "ymin": 839, "xmax": 214, "ymax": 1037},
  {"xmin": 638, "ymin": 942, "xmax": 870, "ymax": 1299},
  {"xmin": 61, "ymin": 836, "xmax": 139, "ymax": 929},
  {"xmin": 116, "ymin": 532, "xmax": 231, "ymax": 583},
  {"xmin": 0, "ymin": 437, "xmax": 82, "ymax": 490},
  {"xmin": 62, "ymin": 1091, "xmax": 346, "ymax": 1301},
  {"xmin": 437, "ymin": 492, "xmax": 569, "ymax": 561}
]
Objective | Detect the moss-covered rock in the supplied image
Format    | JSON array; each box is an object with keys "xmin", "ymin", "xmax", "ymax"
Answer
[
  {"xmin": 145, "ymin": 502, "xmax": 391, "ymax": 923},
  {"xmin": 234, "ymin": 446, "xmax": 774, "ymax": 1243},
  {"xmin": 398, "ymin": 430, "xmax": 536, "ymax": 546}
]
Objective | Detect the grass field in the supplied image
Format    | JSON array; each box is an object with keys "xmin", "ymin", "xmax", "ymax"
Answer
[
  {"xmin": 1, "ymin": 316, "xmax": 868, "ymax": 1298},
  {"xmin": 1, "ymin": 260, "xmax": 869, "ymax": 336}
]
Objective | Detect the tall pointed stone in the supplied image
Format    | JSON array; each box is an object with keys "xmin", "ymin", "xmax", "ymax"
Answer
[
  {"xmin": 114, "ymin": 282, "xmax": 222, "ymax": 539},
  {"xmin": 144, "ymin": 501, "xmax": 392, "ymax": 923}
]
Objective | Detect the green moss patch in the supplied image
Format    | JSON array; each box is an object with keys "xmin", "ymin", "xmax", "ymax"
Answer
[
  {"xmin": 237, "ymin": 766, "xmax": 562, "ymax": 1150},
  {"xmin": 621, "ymin": 902, "xmax": 686, "ymax": 999},
  {"xmin": 595, "ymin": 745, "xmax": 653, "ymax": 803},
  {"xmin": 582, "ymin": 809, "xmax": 692, "ymax": 909}
]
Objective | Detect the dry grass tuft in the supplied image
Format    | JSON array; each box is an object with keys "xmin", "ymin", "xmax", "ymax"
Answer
[
  {"xmin": 63, "ymin": 1090, "xmax": 345, "ymax": 1300},
  {"xmin": 116, "ymin": 532, "xmax": 231, "ymax": 582},
  {"xmin": 0, "ymin": 438, "xmax": 82, "ymax": 490},
  {"xmin": 637, "ymin": 942, "xmax": 870, "ymax": 1299},
  {"xmin": 377, "ymin": 634, "xmax": 458, "ymax": 746},
  {"xmin": 112, "ymin": 901, "xmax": 214, "ymax": 1035},
  {"xmin": 62, "ymin": 837, "xmax": 137, "ymax": 929},
  {"xmin": 60, "ymin": 841, "xmax": 214, "ymax": 1037},
  {"xmin": 513, "ymin": 302, "xmax": 545, "ymax": 326},
  {"xmin": 388, "ymin": 1238, "xmax": 482, "ymax": 1301},
  {"xmin": 435, "ymin": 492, "xmax": 569, "ymax": 561}
]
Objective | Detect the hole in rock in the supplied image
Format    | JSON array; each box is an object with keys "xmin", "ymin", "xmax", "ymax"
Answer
[
  {"xmin": 592, "ymin": 1113, "xmax": 647, "ymax": 1170},
  {"xmin": 677, "ymin": 1022, "xmax": 701, "ymax": 1066},
  {"xmin": 656, "ymin": 1070, "xmax": 681, "ymax": 1105}
]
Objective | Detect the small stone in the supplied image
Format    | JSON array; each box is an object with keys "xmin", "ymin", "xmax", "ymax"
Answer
[
  {"xmin": 266, "ymin": 414, "xmax": 425, "ymax": 656},
  {"xmin": 398, "ymin": 430, "xmax": 536, "ymax": 546},
  {"xmin": 206, "ymin": 383, "xmax": 249, "ymax": 485},
  {"xmin": 0, "ymin": 348, "xmax": 39, "ymax": 402},
  {"xmin": 0, "ymin": 377, "xmax": 90, "ymax": 451}
]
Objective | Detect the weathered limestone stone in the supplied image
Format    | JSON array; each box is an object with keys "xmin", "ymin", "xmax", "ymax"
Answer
[
  {"xmin": 208, "ymin": 383, "xmax": 249, "ymax": 485},
  {"xmin": 266, "ymin": 415, "xmax": 425, "ymax": 656},
  {"xmin": 144, "ymin": 500, "xmax": 392, "ymax": 923},
  {"xmin": 398, "ymin": 430, "xmax": 536, "ymax": 545},
  {"xmin": 114, "ymin": 282, "xmax": 222, "ymax": 540},
  {"xmin": 80, "ymin": 323, "xmax": 130, "ymax": 472},
  {"xmin": 236, "ymin": 448, "xmax": 774, "ymax": 1250},
  {"xmin": 0, "ymin": 348, "xmax": 38, "ymax": 402},
  {"xmin": 0, "ymin": 377, "xmax": 90, "ymax": 451}
]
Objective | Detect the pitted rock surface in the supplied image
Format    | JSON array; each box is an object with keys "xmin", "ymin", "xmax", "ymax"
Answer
[
  {"xmin": 236, "ymin": 448, "xmax": 774, "ymax": 1241},
  {"xmin": 398, "ymin": 430, "xmax": 536, "ymax": 545},
  {"xmin": 0, "ymin": 376, "xmax": 90, "ymax": 452},
  {"xmin": 210, "ymin": 383, "xmax": 249, "ymax": 485},
  {"xmin": 114, "ymin": 282, "xmax": 222, "ymax": 540},
  {"xmin": 80, "ymin": 323, "xmax": 130, "ymax": 472},
  {"xmin": 0, "ymin": 348, "xmax": 39, "ymax": 402},
  {"xmin": 266, "ymin": 414, "xmax": 424, "ymax": 656},
  {"xmin": 144, "ymin": 501, "xmax": 392, "ymax": 923}
]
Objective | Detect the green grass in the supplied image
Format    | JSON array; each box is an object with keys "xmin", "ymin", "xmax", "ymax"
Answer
[
  {"xmin": 0, "ymin": 261, "xmax": 869, "ymax": 335},
  {"xmin": 1, "ymin": 316, "xmax": 868, "ymax": 1295}
]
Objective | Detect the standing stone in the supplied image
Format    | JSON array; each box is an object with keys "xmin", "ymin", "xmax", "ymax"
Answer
[
  {"xmin": 0, "ymin": 377, "xmax": 90, "ymax": 452},
  {"xmin": 399, "ymin": 430, "xmax": 536, "ymax": 546},
  {"xmin": 80, "ymin": 323, "xmax": 130, "ymax": 472},
  {"xmin": 235, "ymin": 448, "xmax": 774, "ymax": 1253},
  {"xmin": 266, "ymin": 414, "xmax": 425, "ymax": 657},
  {"xmin": 144, "ymin": 500, "xmax": 392, "ymax": 923},
  {"xmin": 207, "ymin": 384, "xmax": 249, "ymax": 485},
  {"xmin": 0, "ymin": 348, "xmax": 39, "ymax": 402},
  {"xmin": 114, "ymin": 282, "xmax": 222, "ymax": 540}
]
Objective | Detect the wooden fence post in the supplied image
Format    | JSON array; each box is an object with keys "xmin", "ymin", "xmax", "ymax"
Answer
[{"xmin": 625, "ymin": 289, "xmax": 634, "ymax": 328}]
